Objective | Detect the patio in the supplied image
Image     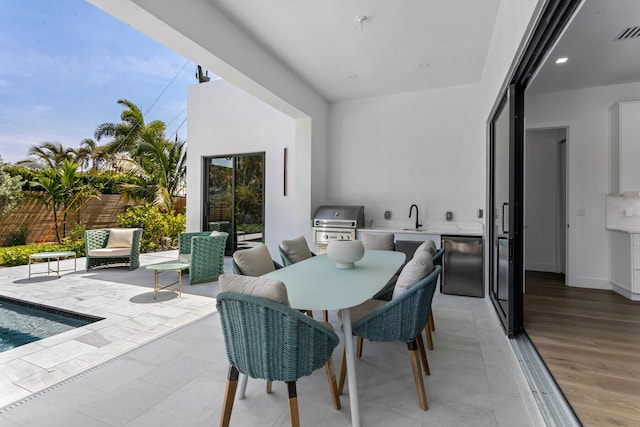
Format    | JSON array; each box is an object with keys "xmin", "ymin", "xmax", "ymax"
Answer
[{"xmin": 0, "ymin": 252, "xmax": 540, "ymax": 426}]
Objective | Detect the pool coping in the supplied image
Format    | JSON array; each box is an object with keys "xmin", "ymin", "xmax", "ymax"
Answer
[{"xmin": 0, "ymin": 250, "xmax": 219, "ymax": 409}]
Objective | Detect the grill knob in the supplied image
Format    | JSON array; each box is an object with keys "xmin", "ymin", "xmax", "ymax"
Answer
[{"xmin": 324, "ymin": 234, "xmax": 328, "ymax": 240}]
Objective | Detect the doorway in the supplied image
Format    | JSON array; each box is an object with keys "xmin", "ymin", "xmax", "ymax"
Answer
[
  {"xmin": 202, "ymin": 153, "xmax": 265, "ymax": 255},
  {"xmin": 524, "ymin": 128, "xmax": 567, "ymax": 278}
]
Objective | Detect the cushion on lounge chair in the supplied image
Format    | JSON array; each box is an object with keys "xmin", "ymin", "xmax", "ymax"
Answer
[
  {"xmin": 392, "ymin": 251, "xmax": 433, "ymax": 299},
  {"xmin": 279, "ymin": 236, "xmax": 313, "ymax": 264},
  {"xmin": 106, "ymin": 228, "xmax": 135, "ymax": 248},
  {"xmin": 88, "ymin": 248, "xmax": 132, "ymax": 257},
  {"xmin": 232, "ymin": 243, "xmax": 276, "ymax": 276},
  {"xmin": 178, "ymin": 253, "xmax": 191, "ymax": 263},
  {"xmin": 361, "ymin": 233, "xmax": 395, "ymax": 251},
  {"xmin": 219, "ymin": 274, "xmax": 289, "ymax": 306}
]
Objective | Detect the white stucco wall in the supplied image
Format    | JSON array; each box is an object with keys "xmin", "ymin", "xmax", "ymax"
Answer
[
  {"xmin": 327, "ymin": 83, "xmax": 484, "ymax": 227},
  {"xmin": 526, "ymin": 81, "xmax": 640, "ymax": 289},
  {"xmin": 187, "ymin": 80, "xmax": 298, "ymax": 256},
  {"xmin": 88, "ymin": 0, "xmax": 329, "ymax": 247}
]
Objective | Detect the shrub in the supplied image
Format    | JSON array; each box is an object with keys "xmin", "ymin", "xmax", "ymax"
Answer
[
  {"xmin": 0, "ymin": 242, "xmax": 77, "ymax": 267},
  {"xmin": 117, "ymin": 204, "xmax": 185, "ymax": 252},
  {"xmin": 3, "ymin": 226, "xmax": 29, "ymax": 247}
]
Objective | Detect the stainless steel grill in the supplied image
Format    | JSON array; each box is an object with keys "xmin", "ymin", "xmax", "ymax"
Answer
[{"xmin": 312, "ymin": 205, "xmax": 364, "ymax": 251}]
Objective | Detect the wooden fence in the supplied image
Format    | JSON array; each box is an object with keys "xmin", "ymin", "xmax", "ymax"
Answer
[
  {"xmin": 0, "ymin": 194, "xmax": 133, "ymax": 245},
  {"xmin": 0, "ymin": 194, "xmax": 188, "ymax": 246}
]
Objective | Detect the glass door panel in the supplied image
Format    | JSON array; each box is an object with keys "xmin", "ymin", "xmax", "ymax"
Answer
[
  {"xmin": 492, "ymin": 96, "xmax": 510, "ymax": 321},
  {"xmin": 489, "ymin": 85, "xmax": 524, "ymax": 337},
  {"xmin": 234, "ymin": 154, "xmax": 264, "ymax": 249},
  {"xmin": 203, "ymin": 153, "xmax": 265, "ymax": 255}
]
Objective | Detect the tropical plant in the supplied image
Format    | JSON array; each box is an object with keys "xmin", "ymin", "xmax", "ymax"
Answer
[
  {"xmin": 95, "ymin": 99, "xmax": 186, "ymax": 212},
  {"xmin": 75, "ymin": 138, "xmax": 111, "ymax": 172},
  {"xmin": 94, "ymin": 99, "xmax": 167, "ymax": 157},
  {"xmin": 118, "ymin": 204, "xmax": 185, "ymax": 252},
  {"xmin": 0, "ymin": 155, "xmax": 24, "ymax": 216},
  {"xmin": 17, "ymin": 141, "xmax": 77, "ymax": 170},
  {"xmin": 30, "ymin": 160, "xmax": 99, "ymax": 242},
  {"xmin": 117, "ymin": 135, "xmax": 186, "ymax": 212}
]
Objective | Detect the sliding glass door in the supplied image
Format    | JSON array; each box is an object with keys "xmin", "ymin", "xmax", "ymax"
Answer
[
  {"xmin": 203, "ymin": 153, "xmax": 265, "ymax": 255},
  {"xmin": 489, "ymin": 86, "xmax": 524, "ymax": 337}
]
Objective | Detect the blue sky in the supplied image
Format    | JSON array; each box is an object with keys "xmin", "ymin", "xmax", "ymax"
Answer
[{"xmin": 0, "ymin": 0, "xmax": 197, "ymax": 164}]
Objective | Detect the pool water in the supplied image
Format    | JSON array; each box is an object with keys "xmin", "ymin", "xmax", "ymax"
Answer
[{"xmin": 0, "ymin": 297, "xmax": 102, "ymax": 353}]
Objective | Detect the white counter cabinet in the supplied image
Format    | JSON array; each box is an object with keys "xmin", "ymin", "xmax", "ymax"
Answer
[
  {"xmin": 609, "ymin": 230, "xmax": 640, "ymax": 301},
  {"xmin": 611, "ymin": 100, "xmax": 640, "ymax": 193}
]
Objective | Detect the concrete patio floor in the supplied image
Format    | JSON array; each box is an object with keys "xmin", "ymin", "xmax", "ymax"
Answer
[{"xmin": 0, "ymin": 252, "xmax": 543, "ymax": 426}]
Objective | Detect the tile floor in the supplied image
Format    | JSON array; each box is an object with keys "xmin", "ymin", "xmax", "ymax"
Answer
[{"xmin": 0, "ymin": 252, "xmax": 543, "ymax": 426}]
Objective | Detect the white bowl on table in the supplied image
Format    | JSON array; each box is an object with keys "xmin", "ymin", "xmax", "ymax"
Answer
[{"xmin": 326, "ymin": 240, "xmax": 365, "ymax": 269}]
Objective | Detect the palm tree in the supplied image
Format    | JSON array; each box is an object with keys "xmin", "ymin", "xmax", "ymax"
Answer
[
  {"xmin": 75, "ymin": 138, "xmax": 114, "ymax": 172},
  {"xmin": 17, "ymin": 142, "xmax": 77, "ymax": 170},
  {"xmin": 30, "ymin": 160, "xmax": 99, "ymax": 242},
  {"xmin": 94, "ymin": 99, "xmax": 166, "ymax": 158},
  {"xmin": 116, "ymin": 132, "xmax": 186, "ymax": 212}
]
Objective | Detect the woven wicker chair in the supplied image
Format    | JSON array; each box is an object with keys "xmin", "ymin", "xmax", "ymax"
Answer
[
  {"xmin": 424, "ymin": 247, "xmax": 444, "ymax": 350},
  {"xmin": 217, "ymin": 291, "xmax": 341, "ymax": 427},
  {"xmin": 231, "ymin": 258, "xmax": 282, "ymax": 275},
  {"xmin": 178, "ymin": 232, "xmax": 228, "ymax": 284},
  {"xmin": 278, "ymin": 237, "xmax": 323, "ymax": 320},
  {"xmin": 85, "ymin": 228, "xmax": 143, "ymax": 271},
  {"xmin": 278, "ymin": 236, "xmax": 316, "ymax": 267},
  {"xmin": 338, "ymin": 265, "xmax": 441, "ymax": 411}
]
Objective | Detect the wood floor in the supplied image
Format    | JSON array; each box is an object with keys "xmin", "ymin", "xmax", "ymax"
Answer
[{"xmin": 524, "ymin": 271, "xmax": 640, "ymax": 427}]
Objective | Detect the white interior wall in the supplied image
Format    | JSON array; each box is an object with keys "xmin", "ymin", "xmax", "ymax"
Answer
[
  {"xmin": 327, "ymin": 84, "xmax": 484, "ymax": 228},
  {"xmin": 526, "ymin": 81, "xmax": 640, "ymax": 289},
  {"xmin": 525, "ymin": 128, "xmax": 564, "ymax": 272},
  {"xmin": 187, "ymin": 80, "xmax": 296, "ymax": 256}
]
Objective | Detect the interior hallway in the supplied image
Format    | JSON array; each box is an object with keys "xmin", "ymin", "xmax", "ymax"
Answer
[{"xmin": 524, "ymin": 271, "xmax": 640, "ymax": 427}]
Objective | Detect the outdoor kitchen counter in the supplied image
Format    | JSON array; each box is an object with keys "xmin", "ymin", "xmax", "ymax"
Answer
[{"xmin": 357, "ymin": 221, "xmax": 483, "ymax": 237}]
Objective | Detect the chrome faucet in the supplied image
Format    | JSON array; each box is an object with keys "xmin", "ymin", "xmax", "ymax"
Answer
[{"xmin": 409, "ymin": 204, "xmax": 422, "ymax": 229}]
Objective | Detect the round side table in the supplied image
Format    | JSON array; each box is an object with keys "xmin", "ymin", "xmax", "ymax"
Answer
[{"xmin": 146, "ymin": 260, "xmax": 190, "ymax": 299}]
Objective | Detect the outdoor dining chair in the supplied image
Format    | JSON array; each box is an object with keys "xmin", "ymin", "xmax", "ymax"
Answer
[
  {"xmin": 216, "ymin": 274, "xmax": 341, "ymax": 427},
  {"xmin": 362, "ymin": 232, "xmax": 398, "ymax": 301},
  {"xmin": 279, "ymin": 236, "xmax": 323, "ymax": 320},
  {"xmin": 337, "ymin": 260, "xmax": 441, "ymax": 411},
  {"xmin": 231, "ymin": 243, "xmax": 282, "ymax": 276}
]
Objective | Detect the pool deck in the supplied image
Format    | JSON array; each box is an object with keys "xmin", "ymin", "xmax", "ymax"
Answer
[{"xmin": 0, "ymin": 250, "xmax": 217, "ymax": 408}]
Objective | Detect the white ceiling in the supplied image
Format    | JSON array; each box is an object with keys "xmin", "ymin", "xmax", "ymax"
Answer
[
  {"xmin": 208, "ymin": 0, "xmax": 501, "ymax": 101},
  {"xmin": 528, "ymin": 0, "xmax": 640, "ymax": 94}
]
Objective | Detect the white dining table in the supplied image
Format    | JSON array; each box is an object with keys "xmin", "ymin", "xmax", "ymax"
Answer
[{"xmin": 249, "ymin": 250, "xmax": 406, "ymax": 427}]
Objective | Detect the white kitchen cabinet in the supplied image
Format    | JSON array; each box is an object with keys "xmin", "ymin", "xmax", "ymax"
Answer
[
  {"xmin": 610, "ymin": 101, "xmax": 640, "ymax": 193},
  {"xmin": 609, "ymin": 230, "xmax": 640, "ymax": 300}
]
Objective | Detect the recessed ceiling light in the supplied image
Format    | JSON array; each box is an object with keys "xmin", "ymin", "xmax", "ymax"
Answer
[{"xmin": 555, "ymin": 57, "xmax": 568, "ymax": 64}]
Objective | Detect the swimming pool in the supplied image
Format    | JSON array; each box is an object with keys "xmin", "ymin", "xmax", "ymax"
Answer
[{"xmin": 0, "ymin": 296, "xmax": 103, "ymax": 353}]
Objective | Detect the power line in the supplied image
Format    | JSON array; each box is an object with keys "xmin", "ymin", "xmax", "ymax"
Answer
[{"xmin": 143, "ymin": 59, "xmax": 190, "ymax": 116}]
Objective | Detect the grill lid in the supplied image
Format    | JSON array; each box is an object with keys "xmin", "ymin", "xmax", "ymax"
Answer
[{"xmin": 313, "ymin": 205, "xmax": 365, "ymax": 228}]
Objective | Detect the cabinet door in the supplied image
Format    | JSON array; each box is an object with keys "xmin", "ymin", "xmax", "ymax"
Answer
[{"xmin": 619, "ymin": 101, "xmax": 640, "ymax": 193}]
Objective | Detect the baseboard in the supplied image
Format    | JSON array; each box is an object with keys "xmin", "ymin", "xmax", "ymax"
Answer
[
  {"xmin": 568, "ymin": 276, "xmax": 611, "ymax": 290},
  {"xmin": 525, "ymin": 262, "xmax": 556, "ymax": 272},
  {"xmin": 611, "ymin": 283, "xmax": 640, "ymax": 301}
]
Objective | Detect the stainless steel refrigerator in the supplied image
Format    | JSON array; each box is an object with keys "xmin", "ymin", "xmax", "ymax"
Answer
[{"xmin": 441, "ymin": 236, "xmax": 484, "ymax": 297}]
